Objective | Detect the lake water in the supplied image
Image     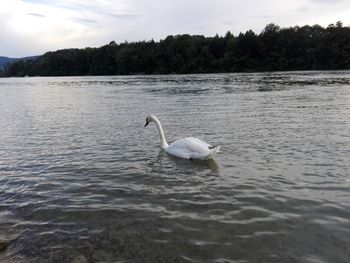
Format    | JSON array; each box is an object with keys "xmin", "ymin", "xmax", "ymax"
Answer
[{"xmin": 0, "ymin": 72, "xmax": 350, "ymax": 263}]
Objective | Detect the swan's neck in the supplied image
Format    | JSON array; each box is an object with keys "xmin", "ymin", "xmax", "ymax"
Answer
[{"xmin": 153, "ymin": 117, "xmax": 169, "ymax": 149}]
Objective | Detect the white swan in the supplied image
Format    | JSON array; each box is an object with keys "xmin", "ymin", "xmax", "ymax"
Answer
[{"xmin": 144, "ymin": 114, "xmax": 220, "ymax": 160}]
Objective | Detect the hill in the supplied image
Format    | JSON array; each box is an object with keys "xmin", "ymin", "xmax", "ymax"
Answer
[
  {"xmin": 0, "ymin": 57, "xmax": 17, "ymax": 69},
  {"xmin": 0, "ymin": 56, "xmax": 38, "ymax": 70}
]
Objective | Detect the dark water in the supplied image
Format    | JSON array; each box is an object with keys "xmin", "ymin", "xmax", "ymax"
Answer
[{"xmin": 0, "ymin": 71, "xmax": 350, "ymax": 263}]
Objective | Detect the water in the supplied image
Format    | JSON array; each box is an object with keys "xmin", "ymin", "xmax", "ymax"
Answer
[{"xmin": 0, "ymin": 71, "xmax": 350, "ymax": 263}]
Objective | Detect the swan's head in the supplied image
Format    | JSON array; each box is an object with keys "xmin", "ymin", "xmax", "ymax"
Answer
[{"xmin": 144, "ymin": 114, "xmax": 157, "ymax": 127}]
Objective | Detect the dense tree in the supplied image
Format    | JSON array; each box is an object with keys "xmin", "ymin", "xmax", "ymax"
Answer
[{"xmin": 3, "ymin": 22, "xmax": 350, "ymax": 77}]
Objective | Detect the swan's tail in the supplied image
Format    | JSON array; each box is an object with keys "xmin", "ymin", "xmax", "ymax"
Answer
[{"xmin": 203, "ymin": 146, "xmax": 220, "ymax": 160}]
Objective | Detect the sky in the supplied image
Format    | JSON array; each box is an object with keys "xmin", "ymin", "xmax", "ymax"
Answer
[{"xmin": 1, "ymin": 0, "xmax": 349, "ymax": 57}]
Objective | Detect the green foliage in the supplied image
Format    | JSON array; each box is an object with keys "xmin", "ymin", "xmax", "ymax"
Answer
[{"xmin": 3, "ymin": 22, "xmax": 350, "ymax": 77}]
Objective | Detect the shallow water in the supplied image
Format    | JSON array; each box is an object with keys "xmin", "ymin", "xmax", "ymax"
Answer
[{"xmin": 0, "ymin": 71, "xmax": 350, "ymax": 263}]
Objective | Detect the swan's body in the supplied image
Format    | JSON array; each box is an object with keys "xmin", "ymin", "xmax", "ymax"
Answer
[{"xmin": 144, "ymin": 114, "xmax": 220, "ymax": 160}]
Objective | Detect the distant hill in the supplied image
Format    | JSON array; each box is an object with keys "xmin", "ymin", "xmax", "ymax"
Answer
[
  {"xmin": 0, "ymin": 56, "xmax": 38, "ymax": 69},
  {"xmin": 0, "ymin": 57, "xmax": 16, "ymax": 69}
]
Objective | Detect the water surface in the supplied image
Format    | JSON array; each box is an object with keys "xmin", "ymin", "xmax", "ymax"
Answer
[{"xmin": 0, "ymin": 71, "xmax": 350, "ymax": 263}]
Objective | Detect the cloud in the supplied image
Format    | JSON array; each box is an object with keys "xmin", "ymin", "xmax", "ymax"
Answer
[
  {"xmin": 27, "ymin": 12, "xmax": 45, "ymax": 17},
  {"xmin": 296, "ymin": 6, "xmax": 309, "ymax": 12},
  {"xmin": 105, "ymin": 13, "xmax": 141, "ymax": 19},
  {"xmin": 252, "ymin": 15, "xmax": 274, "ymax": 19},
  {"xmin": 71, "ymin": 17, "xmax": 97, "ymax": 24},
  {"xmin": 309, "ymin": 0, "xmax": 344, "ymax": 4}
]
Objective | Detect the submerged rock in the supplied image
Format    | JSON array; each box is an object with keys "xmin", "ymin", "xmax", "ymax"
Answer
[
  {"xmin": 71, "ymin": 254, "xmax": 87, "ymax": 263},
  {"xmin": 0, "ymin": 240, "xmax": 9, "ymax": 251}
]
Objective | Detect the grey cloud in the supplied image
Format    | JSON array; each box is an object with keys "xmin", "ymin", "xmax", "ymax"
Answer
[
  {"xmin": 105, "ymin": 13, "xmax": 141, "ymax": 19},
  {"xmin": 52, "ymin": 3, "xmax": 142, "ymax": 20},
  {"xmin": 55, "ymin": 3, "xmax": 98, "ymax": 12},
  {"xmin": 296, "ymin": 6, "xmax": 309, "ymax": 12},
  {"xmin": 24, "ymin": 1, "xmax": 141, "ymax": 21},
  {"xmin": 27, "ymin": 13, "xmax": 46, "ymax": 17},
  {"xmin": 71, "ymin": 17, "xmax": 97, "ymax": 24},
  {"xmin": 22, "ymin": 0, "xmax": 52, "ymax": 4},
  {"xmin": 221, "ymin": 20, "xmax": 238, "ymax": 26},
  {"xmin": 252, "ymin": 15, "xmax": 273, "ymax": 19}
]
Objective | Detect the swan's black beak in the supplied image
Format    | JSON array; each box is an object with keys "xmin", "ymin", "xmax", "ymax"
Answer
[{"xmin": 144, "ymin": 121, "xmax": 149, "ymax": 127}]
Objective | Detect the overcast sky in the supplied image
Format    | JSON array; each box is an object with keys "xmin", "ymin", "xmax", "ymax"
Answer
[{"xmin": 1, "ymin": 0, "xmax": 349, "ymax": 57}]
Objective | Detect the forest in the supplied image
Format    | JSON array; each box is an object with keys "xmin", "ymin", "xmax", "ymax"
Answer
[{"xmin": 1, "ymin": 22, "xmax": 350, "ymax": 77}]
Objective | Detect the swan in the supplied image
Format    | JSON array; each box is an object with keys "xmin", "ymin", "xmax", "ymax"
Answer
[{"xmin": 144, "ymin": 114, "xmax": 220, "ymax": 160}]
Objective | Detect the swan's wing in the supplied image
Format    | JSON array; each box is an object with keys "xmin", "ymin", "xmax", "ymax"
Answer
[
  {"xmin": 166, "ymin": 147, "xmax": 191, "ymax": 159},
  {"xmin": 187, "ymin": 137, "xmax": 212, "ymax": 148},
  {"xmin": 170, "ymin": 137, "xmax": 210, "ymax": 151},
  {"xmin": 166, "ymin": 137, "xmax": 212, "ymax": 159}
]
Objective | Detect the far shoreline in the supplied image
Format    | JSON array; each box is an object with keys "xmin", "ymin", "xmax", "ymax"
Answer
[{"xmin": 1, "ymin": 69, "xmax": 350, "ymax": 79}]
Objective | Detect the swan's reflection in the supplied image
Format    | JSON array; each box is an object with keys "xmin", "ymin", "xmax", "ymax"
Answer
[{"xmin": 155, "ymin": 149, "xmax": 220, "ymax": 174}]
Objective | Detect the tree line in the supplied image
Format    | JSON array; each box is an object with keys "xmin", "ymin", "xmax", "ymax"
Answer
[{"xmin": 1, "ymin": 22, "xmax": 350, "ymax": 77}]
